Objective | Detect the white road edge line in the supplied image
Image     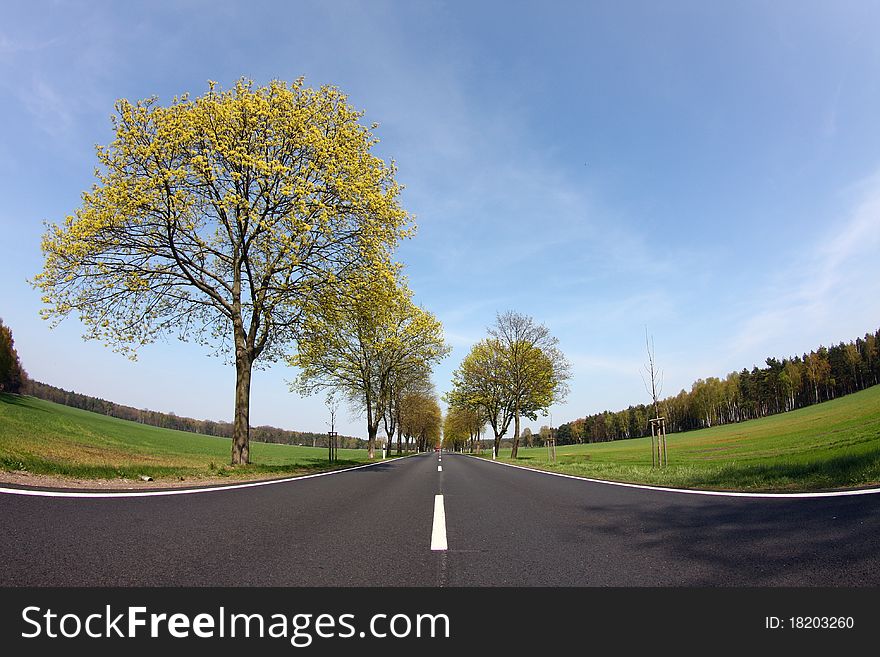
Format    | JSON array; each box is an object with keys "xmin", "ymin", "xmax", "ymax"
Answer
[
  {"xmin": 0, "ymin": 455, "xmax": 414, "ymax": 499},
  {"xmin": 431, "ymin": 494, "xmax": 447, "ymax": 550},
  {"xmin": 463, "ymin": 454, "xmax": 880, "ymax": 499}
]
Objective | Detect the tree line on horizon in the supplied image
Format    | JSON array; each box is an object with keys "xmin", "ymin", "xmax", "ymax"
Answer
[{"xmin": 553, "ymin": 327, "xmax": 880, "ymax": 445}]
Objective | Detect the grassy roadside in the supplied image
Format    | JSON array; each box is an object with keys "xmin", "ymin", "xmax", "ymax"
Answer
[
  {"xmin": 0, "ymin": 394, "xmax": 377, "ymax": 483},
  {"xmin": 482, "ymin": 385, "xmax": 880, "ymax": 492}
]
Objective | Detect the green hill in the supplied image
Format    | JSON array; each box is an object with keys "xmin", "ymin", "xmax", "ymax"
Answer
[
  {"xmin": 0, "ymin": 394, "xmax": 372, "ymax": 481},
  {"xmin": 497, "ymin": 385, "xmax": 880, "ymax": 491}
]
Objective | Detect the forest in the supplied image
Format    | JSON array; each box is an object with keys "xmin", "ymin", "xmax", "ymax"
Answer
[{"xmin": 550, "ymin": 327, "xmax": 880, "ymax": 446}]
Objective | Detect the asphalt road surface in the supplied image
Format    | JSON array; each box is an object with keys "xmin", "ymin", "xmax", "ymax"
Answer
[{"xmin": 2, "ymin": 452, "xmax": 879, "ymax": 586}]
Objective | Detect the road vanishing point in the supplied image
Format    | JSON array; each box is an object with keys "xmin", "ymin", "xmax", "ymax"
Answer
[{"xmin": 2, "ymin": 452, "xmax": 879, "ymax": 586}]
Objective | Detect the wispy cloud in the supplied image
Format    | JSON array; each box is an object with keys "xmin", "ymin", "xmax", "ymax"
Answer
[
  {"xmin": 19, "ymin": 77, "xmax": 74, "ymax": 135},
  {"xmin": 727, "ymin": 169, "xmax": 880, "ymax": 362},
  {"xmin": 0, "ymin": 32, "xmax": 60, "ymax": 57}
]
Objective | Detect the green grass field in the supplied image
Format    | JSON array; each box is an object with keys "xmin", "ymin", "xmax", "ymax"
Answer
[
  {"xmin": 0, "ymin": 394, "xmax": 375, "ymax": 481},
  {"xmin": 4, "ymin": 386, "xmax": 880, "ymax": 490},
  {"xmin": 492, "ymin": 385, "xmax": 880, "ymax": 492}
]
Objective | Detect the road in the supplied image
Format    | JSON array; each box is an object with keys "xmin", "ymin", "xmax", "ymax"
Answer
[{"xmin": 2, "ymin": 452, "xmax": 879, "ymax": 586}]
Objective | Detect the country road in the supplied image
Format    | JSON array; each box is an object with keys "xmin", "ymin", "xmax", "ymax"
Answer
[{"xmin": 2, "ymin": 452, "xmax": 879, "ymax": 586}]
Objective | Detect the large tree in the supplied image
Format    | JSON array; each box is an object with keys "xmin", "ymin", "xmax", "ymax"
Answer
[
  {"xmin": 290, "ymin": 275, "xmax": 449, "ymax": 458},
  {"xmin": 488, "ymin": 311, "xmax": 571, "ymax": 458},
  {"xmin": 446, "ymin": 338, "xmax": 516, "ymax": 456},
  {"xmin": 33, "ymin": 78, "xmax": 411, "ymax": 464}
]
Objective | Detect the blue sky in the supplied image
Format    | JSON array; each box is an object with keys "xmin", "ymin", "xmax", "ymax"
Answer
[{"xmin": 2, "ymin": 1, "xmax": 879, "ymax": 438}]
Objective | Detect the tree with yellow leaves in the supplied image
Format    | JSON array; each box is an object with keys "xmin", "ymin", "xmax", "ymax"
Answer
[
  {"xmin": 447, "ymin": 312, "xmax": 570, "ymax": 458},
  {"xmin": 400, "ymin": 388, "xmax": 443, "ymax": 453},
  {"xmin": 488, "ymin": 311, "xmax": 571, "ymax": 458},
  {"xmin": 33, "ymin": 78, "xmax": 412, "ymax": 464},
  {"xmin": 443, "ymin": 404, "xmax": 483, "ymax": 452},
  {"xmin": 290, "ymin": 272, "xmax": 449, "ymax": 459}
]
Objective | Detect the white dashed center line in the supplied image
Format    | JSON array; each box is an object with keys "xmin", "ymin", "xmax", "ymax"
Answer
[{"xmin": 431, "ymin": 494, "xmax": 447, "ymax": 551}]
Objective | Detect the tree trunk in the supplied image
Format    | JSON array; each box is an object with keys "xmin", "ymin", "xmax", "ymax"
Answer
[
  {"xmin": 510, "ymin": 411, "xmax": 520, "ymax": 458},
  {"xmin": 368, "ymin": 424, "xmax": 377, "ymax": 459},
  {"xmin": 231, "ymin": 352, "xmax": 252, "ymax": 465},
  {"xmin": 366, "ymin": 397, "xmax": 376, "ymax": 458}
]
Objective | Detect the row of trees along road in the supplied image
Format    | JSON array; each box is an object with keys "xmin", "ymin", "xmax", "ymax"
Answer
[
  {"xmin": 32, "ymin": 78, "xmax": 446, "ymax": 464},
  {"xmin": 399, "ymin": 386, "xmax": 443, "ymax": 453},
  {"xmin": 555, "ymin": 326, "xmax": 880, "ymax": 444},
  {"xmin": 443, "ymin": 405, "xmax": 484, "ymax": 453},
  {"xmin": 290, "ymin": 271, "xmax": 449, "ymax": 458},
  {"xmin": 446, "ymin": 311, "xmax": 571, "ymax": 458}
]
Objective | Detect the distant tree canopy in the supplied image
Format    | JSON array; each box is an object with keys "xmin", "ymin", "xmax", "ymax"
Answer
[
  {"xmin": 0, "ymin": 318, "xmax": 27, "ymax": 394},
  {"xmin": 446, "ymin": 311, "xmax": 570, "ymax": 457},
  {"xmin": 555, "ymin": 327, "xmax": 880, "ymax": 445},
  {"xmin": 443, "ymin": 404, "xmax": 484, "ymax": 452},
  {"xmin": 387, "ymin": 367, "xmax": 435, "ymax": 455},
  {"xmin": 33, "ymin": 78, "xmax": 412, "ymax": 465},
  {"xmin": 400, "ymin": 388, "xmax": 442, "ymax": 452}
]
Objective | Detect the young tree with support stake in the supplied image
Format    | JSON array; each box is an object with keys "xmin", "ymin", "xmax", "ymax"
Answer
[
  {"xmin": 33, "ymin": 78, "xmax": 411, "ymax": 465},
  {"xmin": 642, "ymin": 328, "xmax": 667, "ymax": 467}
]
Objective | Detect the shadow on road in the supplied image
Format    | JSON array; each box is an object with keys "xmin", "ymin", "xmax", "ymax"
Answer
[{"xmin": 568, "ymin": 494, "xmax": 880, "ymax": 586}]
